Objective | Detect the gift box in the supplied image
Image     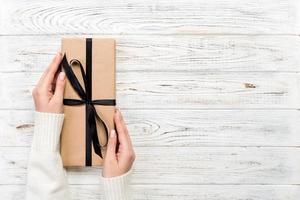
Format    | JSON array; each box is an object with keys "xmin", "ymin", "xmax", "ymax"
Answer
[{"xmin": 60, "ymin": 38, "xmax": 116, "ymax": 167}]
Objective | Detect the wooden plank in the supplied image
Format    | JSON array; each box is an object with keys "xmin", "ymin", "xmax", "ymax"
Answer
[
  {"xmin": 1, "ymin": 71, "xmax": 300, "ymax": 109},
  {"xmin": 1, "ymin": 0, "xmax": 300, "ymax": 35},
  {"xmin": 1, "ymin": 184, "xmax": 300, "ymax": 200},
  {"xmin": 69, "ymin": 185, "xmax": 300, "ymax": 200},
  {"xmin": 2, "ymin": 35, "xmax": 300, "ymax": 72},
  {"xmin": 2, "ymin": 109, "xmax": 300, "ymax": 147},
  {"xmin": 1, "ymin": 147, "xmax": 300, "ymax": 184}
]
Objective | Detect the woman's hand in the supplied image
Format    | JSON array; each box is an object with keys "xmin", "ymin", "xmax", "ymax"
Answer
[
  {"xmin": 32, "ymin": 53, "xmax": 66, "ymax": 114},
  {"xmin": 103, "ymin": 109, "xmax": 136, "ymax": 177}
]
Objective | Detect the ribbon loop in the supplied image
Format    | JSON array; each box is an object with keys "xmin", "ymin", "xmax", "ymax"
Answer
[{"xmin": 62, "ymin": 56, "xmax": 87, "ymax": 101}]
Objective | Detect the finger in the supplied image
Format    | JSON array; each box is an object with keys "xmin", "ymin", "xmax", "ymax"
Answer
[
  {"xmin": 42, "ymin": 52, "xmax": 62, "ymax": 89},
  {"xmin": 36, "ymin": 65, "xmax": 50, "ymax": 89},
  {"xmin": 105, "ymin": 130, "xmax": 118, "ymax": 161},
  {"xmin": 114, "ymin": 109, "xmax": 131, "ymax": 149},
  {"xmin": 118, "ymin": 109, "xmax": 132, "ymax": 145},
  {"xmin": 51, "ymin": 72, "xmax": 66, "ymax": 103},
  {"xmin": 51, "ymin": 68, "xmax": 61, "ymax": 92}
]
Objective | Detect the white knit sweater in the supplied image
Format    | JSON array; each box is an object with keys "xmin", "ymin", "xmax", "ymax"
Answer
[{"xmin": 25, "ymin": 111, "xmax": 131, "ymax": 200}]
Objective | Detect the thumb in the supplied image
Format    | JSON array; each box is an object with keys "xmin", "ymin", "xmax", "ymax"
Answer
[
  {"xmin": 105, "ymin": 130, "xmax": 117, "ymax": 161},
  {"xmin": 52, "ymin": 72, "xmax": 66, "ymax": 102}
]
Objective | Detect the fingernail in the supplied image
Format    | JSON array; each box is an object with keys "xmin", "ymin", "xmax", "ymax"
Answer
[
  {"xmin": 59, "ymin": 72, "xmax": 65, "ymax": 80},
  {"xmin": 110, "ymin": 130, "xmax": 116, "ymax": 138},
  {"xmin": 56, "ymin": 52, "xmax": 62, "ymax": 58}
]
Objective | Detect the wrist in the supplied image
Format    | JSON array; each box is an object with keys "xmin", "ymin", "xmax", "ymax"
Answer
[
  {"xmin": 102, "ymin": 167, "xmax": 132, "ymax": 179},
  {"xmin": 35, "ymin": 106, "xmax": 63, "ymax": 114}
]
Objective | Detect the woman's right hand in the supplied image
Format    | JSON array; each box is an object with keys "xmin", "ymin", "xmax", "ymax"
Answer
[{"xmin": 102, "ymin": 109, "xmax": 135, "ymax": 178}]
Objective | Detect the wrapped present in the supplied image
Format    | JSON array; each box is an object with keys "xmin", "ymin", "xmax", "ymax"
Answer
[{"xmin": 60, "ymin": 38, "xmax": 116, "ymax": 167}]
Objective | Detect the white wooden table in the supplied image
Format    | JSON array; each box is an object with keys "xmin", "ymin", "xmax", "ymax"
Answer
[{"xmin": 1, "ymin": 0, "xmax": 300, "ymax": 199}]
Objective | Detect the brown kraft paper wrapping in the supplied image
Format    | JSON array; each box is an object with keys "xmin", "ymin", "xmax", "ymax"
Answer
[{"xmin": 60, "ymin": 38, "xmax": 116, "ymax": 167}]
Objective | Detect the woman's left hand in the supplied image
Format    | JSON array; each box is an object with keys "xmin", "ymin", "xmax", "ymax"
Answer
[{"xmin": 32, "ymin": 52, "xmax": 66, "ymax": 114}]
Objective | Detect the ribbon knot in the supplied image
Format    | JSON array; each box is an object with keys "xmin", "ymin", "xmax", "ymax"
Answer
[
  {"xmin": 86, "ymin": 99, "xmax": 92, "ymax": 105},
  {"xmin": 60, "ymin": 39, "xmax": 116, "ymax": 166}
]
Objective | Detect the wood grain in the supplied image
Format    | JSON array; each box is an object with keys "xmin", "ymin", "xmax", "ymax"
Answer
[
  {"xmin": 2, "ymin": 35, "xmax": 300, "ymax": 72},
  {"xmin": 1, "ymin": 0, "xmax": 300, "ymax": 35},
  {"xmin": 1, "ymin": 71, "xmax": 299, "ymax": 109},
  {"xmin": 1, "ymin": 0, "xmax": 300, "ymax": 199},
  {"xmin": 2, "ymin": 109, "xmax": 300, "ymax": 147},
  {"xmin": 1, "ymin": 185, "xmax": 300, "ymax": 200},
  {"xmin": 1, "ymin": 146, "xmax": 299, "ymax": 185}
]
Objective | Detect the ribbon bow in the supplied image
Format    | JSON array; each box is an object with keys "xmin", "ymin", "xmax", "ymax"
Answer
[{"xmin": 60, "ymin": 45, "xmax": 115, "ymax": 166}]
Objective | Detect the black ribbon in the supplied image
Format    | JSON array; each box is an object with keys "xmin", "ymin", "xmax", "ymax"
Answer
[{"xmin": 60, "ymin": 38, "xmax": 116, "ymax": 166}]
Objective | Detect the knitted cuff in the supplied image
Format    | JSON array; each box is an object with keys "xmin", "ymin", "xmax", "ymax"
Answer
[
  {"xmin": 101, "ymin": 169, "xmax": 133, "ymax": 200},
  {"xmin": 32, "ymin": 111, "xmax": 64, "ymax": 152}
]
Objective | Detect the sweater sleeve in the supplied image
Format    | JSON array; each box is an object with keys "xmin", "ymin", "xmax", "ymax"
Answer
[
  {"xmin": 26, "ymin": 111, "xmax": 132, "ymax": 200},
  {"xmin": 26, "ymin": 111, "xmax": 70, "ymax": 200},
  {"xmin": 101, "ymin": 169, "xmax": 133, "ymax": 200}
]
